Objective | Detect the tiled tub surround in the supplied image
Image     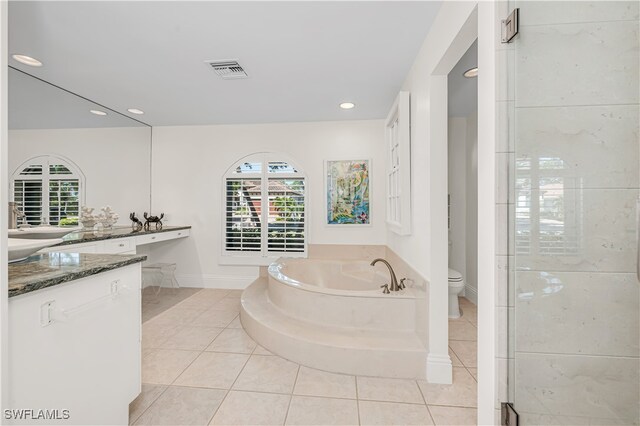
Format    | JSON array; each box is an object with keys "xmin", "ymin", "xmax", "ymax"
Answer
[
  {"xmin": 8, "ymin": 252, "xmax": 147, "ymax": 297},
  {"xmin": 241, "ymin": 247, "xmax": 430, "ymax": 379},
  {"xmin": 505, "ymin": 1, "xmax": 640, "ymax": 424},
  {"xmin": 132, "ymin": 289, "xmax": 477, "ymax": 426}
]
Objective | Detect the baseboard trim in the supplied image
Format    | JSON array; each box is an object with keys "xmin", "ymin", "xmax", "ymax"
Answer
[
  {"xmin": 426, "ymin": 352, "xmax": 453, "ymax": 384},
  {"xmin": 464, "ymin": 283, "xmax": 478, "ymax": 305},
  {"xmin": 176, "ymin": 274, "xmax": 257, "ymax": 290}
]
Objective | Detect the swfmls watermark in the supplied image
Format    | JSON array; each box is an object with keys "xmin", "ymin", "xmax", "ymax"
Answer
[{"xmin": 4, "ymin": 409, "xmax": 70, "ymax": 421}]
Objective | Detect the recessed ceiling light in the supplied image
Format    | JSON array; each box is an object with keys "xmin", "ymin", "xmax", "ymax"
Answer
[
  {"xmin": 339, "ymin": 102, "xmax": 355, "ymax": 110},
  {"xmin": 127, "ymin": 108, "xmax": 144, "ymax": 115},
  {"xmin": 463, "ymin": 67, "xmax": 478, "ymax": 78},
  {"xmin": 90, "ymin": 110, "xmax": 108, "ymax": 116},
  {"xmin": 12, "ymin": 54, "xmax": 43, "ymax": 67}
]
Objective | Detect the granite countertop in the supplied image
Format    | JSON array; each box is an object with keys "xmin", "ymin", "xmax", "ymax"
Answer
[
  {"xmin": 55, "ymin": 225, "xmax": 191, "ymax": 246},
  {"xmin": 8, "ymin": 252, "xmax": 147, "ymax": 298}
]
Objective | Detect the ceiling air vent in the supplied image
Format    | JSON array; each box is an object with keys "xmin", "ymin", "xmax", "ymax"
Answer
[{"xmin": 205, "ymin": 60, "xmax": 248, "ymax": 79}]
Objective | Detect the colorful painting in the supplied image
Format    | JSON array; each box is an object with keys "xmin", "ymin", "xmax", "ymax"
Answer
[{"xmin": 326, "ymin": 159, "xmax": 370, "ymax": 225}]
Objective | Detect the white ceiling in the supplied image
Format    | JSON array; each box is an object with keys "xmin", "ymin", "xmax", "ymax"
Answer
[
  {"xmin": 448, "ymin": 40, "xmax": 478, "ymax": 117},
  {"xmin": 8, "ymin": 1, "xmax": 442, "ymax": 126},
  {"xmin": 9, "ymin": 68, "xmax": 148, "ymax": 129}
]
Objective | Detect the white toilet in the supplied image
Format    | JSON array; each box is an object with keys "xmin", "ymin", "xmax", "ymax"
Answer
[{"xmin": 448, "ymin": 268, "xmax": 465, "ymax": 318}]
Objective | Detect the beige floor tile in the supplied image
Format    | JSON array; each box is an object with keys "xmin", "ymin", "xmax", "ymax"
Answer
[
  {"xmin": 210, "ymin": 390, "xmax": 290, "ymax": 425},
  {"xmin": 356, "ymin": 377, "xmax": 423, "ymax": 404},
  {"xmin": 141, "ymin": 347, "xmax": 155, "ymax": 359},
  {"xmin": 449, "ymin": 340, "xmax": 477, "ymax": 368},
  {"xmin": 428, "ymin": 405, "xmax": 477, "ymax": 425},
  {"xmin": 174, "ymin": 352, "xmax": 249, "ymax": 389},
  {"xmin": 160, "ymin": 326, "xmax": 224, "ymax": 351},
  {"xmin": 418, "ymin": 367, "xmax": 477, "ymax": 408},
  {"xmin": 467, "ymin": 368, "xmax": 477, "ymax": 381},
  {"xmin": 233, "ymin": 355, "xmax": 299, "ymax": 394},
  {"xmin": 449, "ymin": 320, "xmax": 477, "ymax": 341},
  {"xmin": 206, "ymin": 328, "xmax": 256, "ymax": 354},
  {"xmin": 142, "ymin": 322, "xmax": 183, "ymax": 349},
  {"xmin": 252, "ymin": 345, "xmax": 273, "ymax": 355},
  {"xmin": 226, "ymin": 316, "xmax": 243, "ymax": 329},
  {"xmin": 151, "ymin": 307, "xmax": 207, "ymax": 326},
  {"xmin": 293, "ymin": 366, "xmax": 356, "ymax": 399},
  {"xmin": 449, "ymin": 347, "xmax": 463, "ymax": 367},
  {"xmin": 134, "ymin": 386, "xmax": 226, "ymax": 425},
  {"xmin": 142, "ymin": 349, "xmax": 200, "ymax": 385},
  {"xmin": 358, "ymin": 400, "xmax": 434, "ymax": 426},
  {"xmin": 225, "ymin": 289, "xmax": 243, "ymax": 298},
  {"xmin": 285, "ymin": 396, "xmax": 359, "ymax": 426},
  {"xmin": 180, "ymin": 291, "xmax": 230, "ymax": 308},
  {"xmin": 210, "ymin": 297, "xmax": 241, "ymax": 312},
  {"xmin": 190, "ymin": 309, "xmax": 238, "ymax": 328},
  {"xmin": 129, "ymin": 384, "xmax": 167, "ymax": 424}
]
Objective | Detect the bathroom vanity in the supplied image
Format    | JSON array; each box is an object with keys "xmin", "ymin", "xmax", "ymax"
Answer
[
  {"xmin": 40, "ymin": 225, "xmax": 191, "ymax": 255},
  {"xmin": 5, "ymin": 226, "xmax": 192, "ymax": 424},
  {"xmin": 7, "ymin": 253, "xmax": 146, "ymax": 425}
]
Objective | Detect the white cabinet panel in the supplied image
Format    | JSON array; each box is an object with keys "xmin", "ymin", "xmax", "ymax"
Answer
[{"xmin": 8, "ymin": 265, "xmax": 142, "ymax": 425}]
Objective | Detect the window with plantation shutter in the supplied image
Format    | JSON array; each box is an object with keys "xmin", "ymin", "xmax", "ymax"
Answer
[
  {"xmin": 223, "ymin": 153, "xmax": 307, "ymax": 261},
  {"xmin": 11, "ymin": 155, "xmax": 84, "ymax": 226}
]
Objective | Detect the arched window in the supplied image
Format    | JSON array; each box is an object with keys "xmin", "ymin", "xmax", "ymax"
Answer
[
  {"xmin": 223, "ymin": 153, "xmax": 307, "ymax": 259},
  {"xmin": 11, "ymin": 155, "xmax": 84, "ymax": 226}
]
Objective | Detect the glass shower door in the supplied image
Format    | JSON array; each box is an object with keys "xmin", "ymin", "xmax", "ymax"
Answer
[{"xmin": 509, "ymin": 1, "xmax": 640, "ymax": 424}]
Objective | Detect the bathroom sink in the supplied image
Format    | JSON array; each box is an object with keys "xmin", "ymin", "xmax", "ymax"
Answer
[
  {"xmin": 8, "ymin": 226, "xmax": 81, "ymax": 239},
  {"xmin": 8, "ymin": 238, "xmax": 63, "ymax": 263}
]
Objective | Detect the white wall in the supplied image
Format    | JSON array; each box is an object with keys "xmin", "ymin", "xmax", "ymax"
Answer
[
  {"xmin": 383, "ymin": 2, "xmax": 498, "ymax": 421},
  {"xmin": 148, "ymin": 120, "xmax": 386, "ymax": 288},
  {"xmin": 8, "ymin": 127, "xmax": 151, "ymax": 225},
  {"xmin": 447, "ymin": 117, "xmax": 467, "ymax": 280},
  {"xmin": 0, "ymin": 0, "xmax": 9, "ymax": 412},
  {"xmin": 448, "ymin": 111, "xmax": 478, "ymax": 303},
  {"xmin": 465, "ymin": 110, "xmax": 478, "ymax": 300}
]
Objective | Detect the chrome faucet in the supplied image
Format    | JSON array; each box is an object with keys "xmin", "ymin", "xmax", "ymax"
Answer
[
  {"xmin": 370, "ymin": 258, "xmax": 405, "ymax": 292},
  {"xmin": 8, "ymin": 202, "xmax": 27, "ymax": 229}
]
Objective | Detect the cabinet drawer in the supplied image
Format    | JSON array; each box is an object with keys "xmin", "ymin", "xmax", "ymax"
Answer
[
  {"xmin": 136, "ymin": 229, "xmax": 189, "ymax": 246},
  {"xmin": 42, "ymin": 242, "xmax": 98, "ymax": 254},
  {"xmin": 103, "ymin": 238, "xmax": 136, "ymax": 254}
]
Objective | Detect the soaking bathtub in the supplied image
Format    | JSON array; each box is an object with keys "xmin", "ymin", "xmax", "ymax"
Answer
[{"xmin": 240, "ymin": 258, "xmax": 427, "ymax": 378}]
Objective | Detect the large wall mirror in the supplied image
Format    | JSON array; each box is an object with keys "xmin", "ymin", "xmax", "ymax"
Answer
[{"xmin": 8, "ymin": 67, "xmax": 151, "ymax": 227}]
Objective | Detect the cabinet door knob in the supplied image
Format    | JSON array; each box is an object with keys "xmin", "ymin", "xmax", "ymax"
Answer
[{"xmin": 119, "ymin": 243, "xmax": 125, "ymax": 247}]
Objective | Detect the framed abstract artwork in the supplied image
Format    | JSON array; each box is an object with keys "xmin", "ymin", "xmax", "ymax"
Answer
[{"xmin": 325, "ymin": 159, "xmax": 371, "ymax": 225}]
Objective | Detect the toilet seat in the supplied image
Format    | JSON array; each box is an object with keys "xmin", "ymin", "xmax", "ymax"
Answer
[{"xmin": 448, "ymin": 268, "xmax": 463, "ymax": 282}]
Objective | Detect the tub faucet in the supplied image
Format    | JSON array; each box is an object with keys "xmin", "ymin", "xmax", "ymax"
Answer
[{"xmin": 370, "ymin": 258, "xmax": 402, "ymax": 292}]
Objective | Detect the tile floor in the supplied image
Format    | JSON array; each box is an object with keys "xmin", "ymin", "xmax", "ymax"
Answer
[
  {"xmin": 131, "ymin": 290, "xmax": 478, "ymax": 425},
  {"xmin": 142, "ymin": 286, "xmax": 203, "ymax": 322}
]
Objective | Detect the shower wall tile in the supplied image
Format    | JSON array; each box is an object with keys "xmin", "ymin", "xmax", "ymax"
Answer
[
  {"xmin": 515, "ymin": 105, "xmax": 640, "ymax": 190},
  {"xmin": 515, "ymin": 352, "xmax": 640, "ymax": 422},
  {"xmin": 516, "ymin": 20, "xmax": 639, "ymax": 107},
  {"xmin": 495, "ymin": 307, "xmax": 514, "ymax": 359},
  {"xmin": 515, "ymin": 271, "xmax": 639, "ymax": 357},
  {"xmin": 515, "ymin": 188, "xmax": 639, "ymax": 273},
  {"xmin": 517, "ymin": 1, "xmax": 639, "ymax": 26},
  {"xmin": 495, "ymin": 255, "xmax": 509, "ymax": 307},
  {"xmin": 496, "ymin": 101, "xmax": 514, "ymax": 153},
  {"xmin": 495, "ymin": 204, "xmax": 514, "ymax": 256},
  {"xmin": 496, "ymin": 358, "xmax": 509, "ymax": 409},
  {"xmin": 496, "ymin": 49, "xmax": 515, "ymax": 102},
  {"xmin": 496, "ymin": 153, "xmax": 515, "ymax": 204}
]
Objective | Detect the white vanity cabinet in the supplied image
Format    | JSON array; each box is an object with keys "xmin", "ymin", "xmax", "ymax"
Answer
[
  {"xmin": 41, "ymin": 228, "xmax": 190, "ymax": 255},
  {"xmin": 7, "ymin": 264, "xmax": 142, "ymax": 425}
]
